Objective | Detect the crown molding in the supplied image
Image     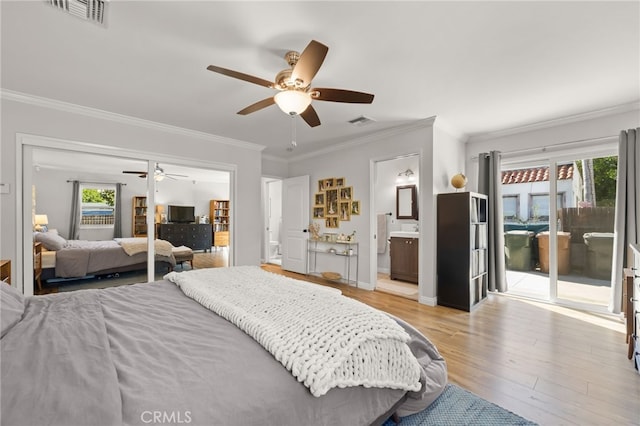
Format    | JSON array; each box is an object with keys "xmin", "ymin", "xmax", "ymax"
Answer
[
  {"xmin": 261, "ymin": 153, "xmax": 288, "ymax": 163},
  {"xmin": 287, "ymin": 117, "xmax": 437, "ymax": 162},
  {"xmin": 433, "ymin": 116, "xmax": 468, "ymax": 142},
  {"xmin": 1, "ymin": 89, "xmax": 265, "ymax": 152},
  {"xmin": 467, "ymin": 101, "xmax": 640, "ymax": 143}
]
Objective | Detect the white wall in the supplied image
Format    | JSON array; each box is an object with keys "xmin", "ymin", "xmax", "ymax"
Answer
[
  {"xmin": 288, "ymin": 119, "xmax": 443, "ymax": 304},
  {"xmin": 1, "ymin": 97, "xmax": 263, "ymax": 292},
  {"xmin": 156, "ymin": 179, "xmax": 229, "ymax": 222}
]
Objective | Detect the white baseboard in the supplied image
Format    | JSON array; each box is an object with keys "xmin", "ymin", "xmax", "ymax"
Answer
[{"xmin": 419, "ymin": 295, "xmax": 437, "ymax": 306}]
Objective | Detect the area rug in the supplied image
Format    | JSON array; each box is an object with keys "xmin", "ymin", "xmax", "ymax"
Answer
[{"xmin": 384, "ymin": 384, "xmax": 537, "ymax": 426}]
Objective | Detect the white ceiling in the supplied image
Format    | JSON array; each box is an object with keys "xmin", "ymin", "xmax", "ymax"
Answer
[
  {"xmin": 32, "ymin": 148, "xmax": 230, "ymax": 183},
  {"xmin": 2, "ymin": 1, "xmax": 639, "ymax": 160}
]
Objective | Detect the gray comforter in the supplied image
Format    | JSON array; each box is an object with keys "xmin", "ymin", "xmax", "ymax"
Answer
[
  {"xmin": 1, "ymin": 280, "xmax": 447, "ymax": 426},
  {"xmin": 55, "ymin": 240, "xmax": 175, "ymax": 278}
]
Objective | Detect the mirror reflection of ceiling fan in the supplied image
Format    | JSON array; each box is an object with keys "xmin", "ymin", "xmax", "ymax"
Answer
[
  {"xmin": 206, "ymin": 40, "xmax": 374, "ymax": 128},
  {"xmin": 122, "ymin": 164, "xmax": 188, "ymax": 181}
]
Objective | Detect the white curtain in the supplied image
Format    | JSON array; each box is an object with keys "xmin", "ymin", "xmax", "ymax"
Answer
[
  {"xmin": 478, "ymin": 151, "xmax": 507, "ymax": 292},
  {"xmin": 611, "ymin": 128, "xmax": 640, "ymax": 313}
]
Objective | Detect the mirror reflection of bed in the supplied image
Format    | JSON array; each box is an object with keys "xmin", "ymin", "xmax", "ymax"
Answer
[{"xmin": 37, "ymin": 244, "xmax": 228, "ymax": 294}]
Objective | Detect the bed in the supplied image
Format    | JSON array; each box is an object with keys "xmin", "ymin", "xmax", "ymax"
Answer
[
  {"xmin": 34, "ymin": 230, "xmax": 176, "ymax": 281},
  {"xmin": 1, "ymin": 265, "xmax": 447, "ymax": 426}
]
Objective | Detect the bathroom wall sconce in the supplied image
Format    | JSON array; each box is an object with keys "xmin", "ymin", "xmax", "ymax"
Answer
[{"xmin": 396, "ymin": 168, "xmax": 415, "ymax": 182}]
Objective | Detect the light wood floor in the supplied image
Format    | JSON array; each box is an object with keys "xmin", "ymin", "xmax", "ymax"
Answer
[
  {"xmin": 39, "ymin": 250, "xmax": 640, "ymax": 424},
  {"xmin": 261, "ymin": 263, "xmax": 640, "ymax": 426}
]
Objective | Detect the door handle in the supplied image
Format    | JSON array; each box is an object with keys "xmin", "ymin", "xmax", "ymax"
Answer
[{"xmin": 302, "ymin": 229, "xmax": 308, "ymax": 233}]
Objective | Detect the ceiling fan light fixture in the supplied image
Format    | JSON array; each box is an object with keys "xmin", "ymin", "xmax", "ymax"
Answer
[{"xmin": 274, "ymin": 90, "xmax": 312, "ymax": 115}]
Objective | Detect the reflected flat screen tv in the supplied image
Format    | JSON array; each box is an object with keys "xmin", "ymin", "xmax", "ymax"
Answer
[{"xmin": 168, "ymin": 205, "xmax": 195, "ymax": 223}]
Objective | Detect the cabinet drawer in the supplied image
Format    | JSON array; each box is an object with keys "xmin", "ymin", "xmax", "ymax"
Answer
[{"xmin": 214, "ymin": 232, "xmax": 229, "ymax": 246}]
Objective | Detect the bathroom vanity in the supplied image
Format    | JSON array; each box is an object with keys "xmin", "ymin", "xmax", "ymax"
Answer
[{"xmin": 389, "ymin": 231, "xmax": 419, "ymax": 283}]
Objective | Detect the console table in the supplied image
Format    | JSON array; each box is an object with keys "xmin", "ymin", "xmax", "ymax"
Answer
[
  {"xmin": 306, "ymin": 239, "xmax": 358, "ymax": 287},
  {"xmin": 158, "ymin": 223, "xmax": 212, "ymax": 252}
]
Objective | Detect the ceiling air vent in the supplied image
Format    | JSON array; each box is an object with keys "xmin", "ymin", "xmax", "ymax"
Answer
[
  {"xmin": 348, "ymin": 115, "xmax": 376, "ymax": 127},
  {"xmin": 47, "ymin": 0, "xmax": 106, "ymax": 25}
]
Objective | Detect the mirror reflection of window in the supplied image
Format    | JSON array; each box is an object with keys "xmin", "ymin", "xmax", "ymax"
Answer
[{"xmin": 80, "ymin": 184, "xmax": 116, "ymax": 228}]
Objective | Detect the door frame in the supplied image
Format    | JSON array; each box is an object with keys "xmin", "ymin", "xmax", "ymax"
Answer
[
  {"xmin": 261, "ymin": 176, "xmax": 283, "ymax": 264},
  {"xmin": 369, "ymin": 153, "xmax": 421, "ymax": 293},
  {"xmin": 501, "ymin": 139, "xmax": 618, "ymax": 311}
]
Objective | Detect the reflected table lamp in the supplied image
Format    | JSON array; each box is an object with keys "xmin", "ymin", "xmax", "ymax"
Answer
[{"xmin": 34, "ymin": 214, "xmax": 49, "ymax": 232}]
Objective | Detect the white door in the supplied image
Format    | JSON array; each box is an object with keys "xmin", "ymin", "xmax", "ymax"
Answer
[{"xmin": 282, "ymin": 175, "xmax": 309, "ymax": 273}]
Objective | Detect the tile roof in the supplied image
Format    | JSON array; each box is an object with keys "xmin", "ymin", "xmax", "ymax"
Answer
[{"xmin": 502, "ymin": 164, "xmax": 574, "ymax": 185}]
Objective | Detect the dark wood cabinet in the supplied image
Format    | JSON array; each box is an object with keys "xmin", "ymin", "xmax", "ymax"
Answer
[
  {"xmin": 1, "ymin": 259, "xmax": 10, "ymax": 285},
  {"xmin": 159, "ymin": 223, "xmax": 212, "ymax": 252},
  {"xmin": 437, "ymin": 192, "xmax": 488, "ymax": 311},
  {"xmin": 390, "ymin": 237, "xmax": 418, "ymax": 283}
]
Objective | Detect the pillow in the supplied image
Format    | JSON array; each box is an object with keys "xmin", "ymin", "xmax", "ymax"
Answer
[
  {"xmin": 35, "ymin": 231, "xmax": 67, "ymax": 251},
  {"xmin": 1, "ymin": 283, "xmax": 25, "ymax": 338}
]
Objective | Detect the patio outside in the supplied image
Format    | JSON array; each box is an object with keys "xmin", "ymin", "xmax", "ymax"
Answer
[{"xmin": 501, "ymin": 160, "xmax": 617, "ymax": 308}]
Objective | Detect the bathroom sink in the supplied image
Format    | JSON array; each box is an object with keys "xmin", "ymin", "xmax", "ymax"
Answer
[{"xmin": 389, "ymin": 231, "xmax": 419, "ymax": 238}]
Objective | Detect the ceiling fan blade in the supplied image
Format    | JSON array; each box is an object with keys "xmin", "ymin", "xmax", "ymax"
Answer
[
  {"xmin": 207, "ymin": 65, "xmax": 273, "ymax": 88},
  {"xmin": 291, "ymin": 40, "xmax": 328, "ymax": 86},
  {"xmin": 237, "ymin": 97, "xmax": 276, "ymax": 115},
  {"xmin": 166, "ymin": 173, "xmax": 188, "ymax": 178},
  {"xmin": 311, "ymin": 88, "xmax": 374, "ymax": 104},
  {"xmin": 300, "ymin": 105, "xmax": 321, "ymax": 127},
  {"xmin": 123, "ymin": 170, "xmax": 147, "ymax": 175}
]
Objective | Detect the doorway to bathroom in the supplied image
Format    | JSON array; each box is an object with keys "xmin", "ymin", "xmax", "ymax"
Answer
[
  {"xmin": 373, "ymin": 155, "xmax": 420, "ymax": 301},
  {"xmin": 263, "ymin": 178, "xmax": 283, "ymax": 265}
]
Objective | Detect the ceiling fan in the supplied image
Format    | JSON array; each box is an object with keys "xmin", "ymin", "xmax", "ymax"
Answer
[
  {"xmin": 206, "ymin": 40, "xmax": 374, "ymax": 127},
  {"xmin": 122, "ymin": 164, "xmax": 188, "ymax": 181}
]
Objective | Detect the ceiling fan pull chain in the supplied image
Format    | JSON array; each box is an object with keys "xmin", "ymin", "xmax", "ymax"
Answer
[{"xmin": 291, "ymin": 114, "xmax": 297, "ymax": 148}]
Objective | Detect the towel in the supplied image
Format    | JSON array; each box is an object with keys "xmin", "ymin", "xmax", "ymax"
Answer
[{"xmin": 377, "ymin": 214, "xmax": 387, "ymax": 254}]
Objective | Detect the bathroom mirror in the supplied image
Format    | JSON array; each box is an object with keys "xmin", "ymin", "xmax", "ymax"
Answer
[{"xmin": 396, "ymin": 185, "xmax": 418, "ymax": 220}]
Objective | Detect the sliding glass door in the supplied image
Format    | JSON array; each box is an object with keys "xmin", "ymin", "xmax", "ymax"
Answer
[
  {"xmin": 502, "ymin": 154, "xmax": 617, "ymax": 310},
  {"xmin": 554, "ymin": 156, "xmax": 617, "ymax": 307},
  {"xmin": 502, "ymin": 161, "xmax": 552, "ymax": 300}
]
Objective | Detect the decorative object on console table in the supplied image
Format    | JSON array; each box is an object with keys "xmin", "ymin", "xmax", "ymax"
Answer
[
  {"xmin": 436, "ymin": 191, "xmax": 488, "ymax": 311},
  {"xmin": 1, "ymin": 259, "xmax": 10, "ymax": 285},
  {"xmin": 158, "ymin": 223, "xmax": 213, "ymax": 252},
  {"xmin": 209, "ymin": 200, "xmax": 230, "ymax": 247},
  {"xmin": 132, "ymin": 196, "xmax": 148, "ymax": 237},
  {"xmin": 34, "ymin": 242, "xmax": 42, "ymax": 292}
]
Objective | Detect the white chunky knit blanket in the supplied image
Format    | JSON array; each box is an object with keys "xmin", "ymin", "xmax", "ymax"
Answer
[{"xmin": 165, "ymin": 265, "xmax": 422, "ymax": 397}]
